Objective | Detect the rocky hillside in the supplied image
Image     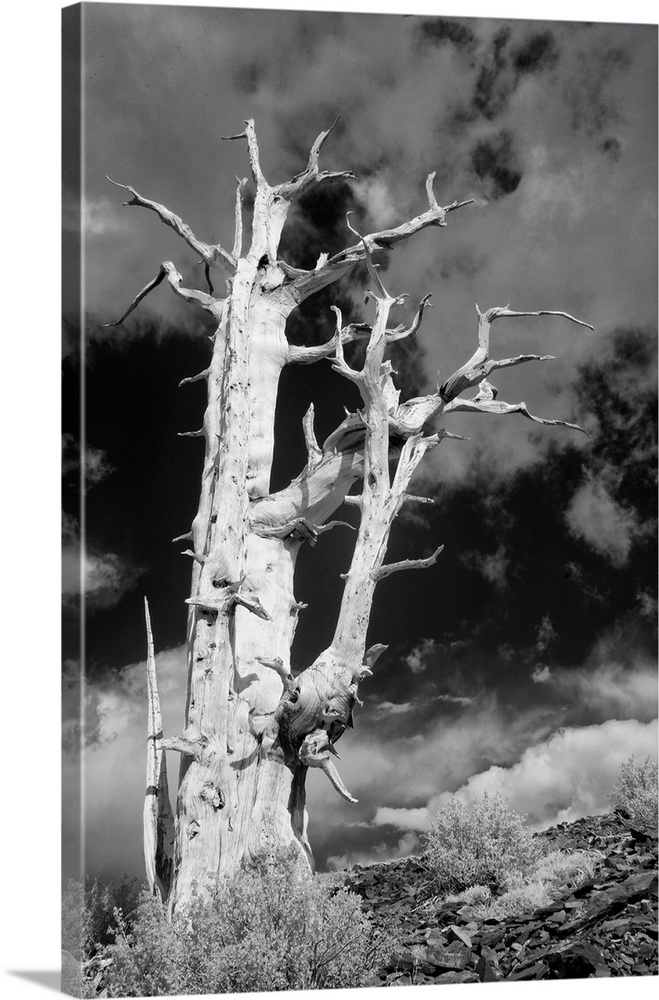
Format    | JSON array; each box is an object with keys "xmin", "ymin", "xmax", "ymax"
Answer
[{"xmin": 344, "ymin": 812, "xmax": 658, "ymax": 983}]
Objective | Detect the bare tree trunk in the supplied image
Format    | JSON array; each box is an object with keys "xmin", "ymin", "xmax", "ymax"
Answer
[{"xmin": 108, "ymin": 120, "xmax": 592, "ymax": 917}]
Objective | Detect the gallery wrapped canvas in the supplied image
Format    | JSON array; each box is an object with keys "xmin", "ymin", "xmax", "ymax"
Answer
[{"xmin": 62, "ymin": 2, "xmax": 657, "ymax": 997}]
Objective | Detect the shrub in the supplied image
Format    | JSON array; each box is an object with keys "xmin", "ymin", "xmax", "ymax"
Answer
[
  {"xmin": 62, "ymin": 875, "xmax": 140, "ymax": 962},
  {"xmin": 465, "ymin": 849, "xmax": 601, "ymax": 920},
  {"xmin": 423, "ymin": 793, "xmax": 544, "ymax": 896},
  {"xmin": 612, "ymin": 754, "xmax": 658, "ymax": 832},
  {"xmin": 101, "ymin": 846, "xmax": 392, "ymax": 996}
]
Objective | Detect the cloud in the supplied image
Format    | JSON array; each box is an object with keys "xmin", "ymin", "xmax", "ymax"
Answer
[
  {"xmin": 535, "ymin": 615, "xmax": 557, "ymax": 653},
  {"xmin": 72, "ymin": 9, "xmax": 656, "ymax": 496},
  {"xmin": 470, "ymin": 129, "xmax": 522, "ymax": 200},
  {"xmin": 62, "ymin": 643, "xmax": 187, "ymax": 881},
  {"xmin": 306, "ymin": 690, "xmax": 561, "ymax": 842},
  {"xmin": 370, "ymin": 700, "xmax": 415, "ymax": 719},
  {"xmin": 405, "ymin": 637, "xmax": 438, "ymax": 674},
  {"xmin": 565, "ymin": 474, "xmax": 644, "ymax": 566},
  {"xmin": 428, "ymin": 717, "xmax": 658, "ymax": 830},
  {"xmin": 62, "ymin": 433, "xmax": 114, "ymax": 488},
  {"xmin": 67, "ymin": 624, "xmax": 657, "ymax": 881},
  {"xmin": 326, "ymin": 831, "xmax": 420, "ymax": 872},
  {"xmin": 306, "ymin": 639, "xmax": 657, "ymax": 866},
  {"xmin": 352, "ymin": 175, "xmax": 399, "ymax": 229},
  {"xmin": 62, "ymin": 513, "xmax": 141, "ymax": 609},
  {"xmin": 373, "ymin": 806, "xmax": 431, "ymax": 832},
  {"xmin": 461, "ymin": 543, "xmax": 510, "ymax": 591},
  {"xmin": 541, "ymin": 660, "xmax": 658, "ymax": 724}
]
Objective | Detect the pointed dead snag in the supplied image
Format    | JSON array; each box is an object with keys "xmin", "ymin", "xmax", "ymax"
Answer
[{"xmin": 143, "ymin": 597, "xmax": 174, "ymax": 900}]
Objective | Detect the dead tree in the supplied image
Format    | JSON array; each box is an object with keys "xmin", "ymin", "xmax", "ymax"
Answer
[{"xmin": 106, "ymin": 120, "xmax": 592, "ymax": 916}]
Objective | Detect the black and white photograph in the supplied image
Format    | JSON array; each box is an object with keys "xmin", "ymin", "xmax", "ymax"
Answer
[{"xmin": 57, "ymin": 0, "xmax": 659, "ymax": 996}]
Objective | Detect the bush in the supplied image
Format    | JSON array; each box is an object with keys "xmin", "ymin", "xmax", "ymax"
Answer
[
  {"xmin": 462, "ymin": 849, "xmax": 601, "ymax": 920},
  {"xmin": 62, "ymin": 875, "xmax": 141, "ymax": 961},
  {"xmin": 612, "ymin": 754, "xmax": 658, "ymax": 832},
  {"xmin": 423, "ymin": 793, "xmax": 544, "ymax": 896},
  {"xmin": 101, "ymin": 847, "xmax": 392, "ymax": 996}
]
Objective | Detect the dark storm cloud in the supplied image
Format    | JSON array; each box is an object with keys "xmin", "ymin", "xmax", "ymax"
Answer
[
  {"xmin": 511, "ymin": 30, "xmax": 560, "ymax": 74},
  {"xmin": 417, "ymin": 16, "xmax": 478, "ymax": 52},
  {"xmin": 470, "ymin": 129, "xmax": 522, "ymax": 199},
  {"xmin": 472, "ymin": 27, "xmax": 513, "ymax": 120},
  {"xmin": 566, "ymin": 327, "xmax": 657, "ymax": 565}
]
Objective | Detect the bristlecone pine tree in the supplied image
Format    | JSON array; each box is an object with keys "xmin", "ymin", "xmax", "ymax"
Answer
[{"xmin": 106, "ymin": 120, "xmax": 592, "ymax": 917}]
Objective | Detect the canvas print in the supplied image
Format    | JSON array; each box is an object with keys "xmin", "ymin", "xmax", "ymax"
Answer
[{"xmin": 61, "ymin": 2, "xmax": 658, "ymax": 996}]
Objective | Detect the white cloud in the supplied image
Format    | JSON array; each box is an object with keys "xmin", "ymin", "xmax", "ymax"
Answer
[
  {"xmin": 405, "ymin": 637, "xmax": 437, "ymax": 674},
  {"xmin": 461, "ymin": 544, "xmax": 510, "ymax": 591},
  {"xmin": 373, "ymin": 806, "xmax": 431, "ymax": 832},
  {"xmin": 531, "ymin": 664, "xmax": 552, "ymax": 683},
  {"xmin": 370, "ymin": 700, "xmax": 414, "ymax": 718},
  {"xmin": 565, "ymin": 475, "xmax": 643, "ymax": 567},
  {"xmin": 352, "ymin": 175, "xmax": 399, "ymax": 229},
  {"xmin": 83, "ymin": 195, "xmax": 129, "ymax": 237},
  {"xmin": 62, "ymin": 513, "xmax": 141, "ymax": 608},
  {"xmin": 542, "ymin": 660, "xmax": 658, "ymax": 723},
  {"xmin": 63, "ymin": 643, "xmax": 187, "ymax": 880},
  {"xmin": 427, "ymin": 717, "xmax": 658, "ymax": 830}
]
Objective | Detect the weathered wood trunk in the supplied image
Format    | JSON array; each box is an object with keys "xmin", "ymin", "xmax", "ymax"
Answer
[{"xmin": 108, "ymin": 119, "xmax": 592, "ymax": 917}]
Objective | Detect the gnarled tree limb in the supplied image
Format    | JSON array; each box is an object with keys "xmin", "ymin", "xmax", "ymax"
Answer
[
  {"xmin": 284, "ymin": 176, "xmax": 474, "ymax": 304},
  {"xmin": 103, "ymin": 261, "xmax": 224, "ymax": 327},
  {"xmin": 440, "ymin": 304, "xmax": 594, "ymax": 402},
  {"xmin": 444, "ymin": 378, "xmax": 589, "ymax": 434},
  {"xmin": 106, "ymin": 176, "xmax": 236, "ymax": 272}
]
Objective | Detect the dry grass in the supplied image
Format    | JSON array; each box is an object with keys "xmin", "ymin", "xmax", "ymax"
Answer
[{"xmin": 443, "ymin": 848, "xmax": 602, "ymax": 921}]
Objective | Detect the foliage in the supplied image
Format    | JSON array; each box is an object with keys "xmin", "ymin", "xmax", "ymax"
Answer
[
  {"xmin": 460, "ymin": 848, "xmax": 602, "ymax": 920},
  {"xmin": 612, "ymin": 754, "xmax": 659, "ymax": 832},
  {"xmin": 99, "ymin": 847, "xmax": 392, "ymax": 996},
  {"xmin": 423, "ymin": 793, "xmax": 544, "ymax": 896},
  {"xmin": 62, "ymin": 875, "xmax": 141, "ymax": 962}
]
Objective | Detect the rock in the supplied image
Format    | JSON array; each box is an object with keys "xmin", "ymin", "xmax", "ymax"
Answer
[
  {"xmin": 343, "ymin": 811, "xmax": 658, "ymax": 984},
  {"xmin": 434, "ymin": 970, "xmax": 479, "ymax": 983},
  {"xmin": 476, "ymin": 954, "xmax": 501, "ymax": 982},
  {"xmin": 429, "ymin": 944, "xmax": 471, "ymax": 971},
  {"xmin": 557, "ymin": 870, "xmax": 658, "ymax": 936},
  {"xmin": 507, "ymin": 960, "xmax": 549, "ymax": 980},
  {"xmin": 544, "ymin": 941, "xmax": 611, "ymax": 979},
  {"xmin": 446, "ymin": 924, "xmax": 472, "ymax": 947}
]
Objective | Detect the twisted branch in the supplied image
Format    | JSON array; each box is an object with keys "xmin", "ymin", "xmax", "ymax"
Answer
[
  {"xmin": 103, "ymin": 261, "xmax": 223, "ymax": 327},
  {"xmin": 106, "ymin": 176, "xmax": 236, "ymax": 272},
  {"xmin": 440, "ymin": 305, "xmax": 594, "ymax": 402}
]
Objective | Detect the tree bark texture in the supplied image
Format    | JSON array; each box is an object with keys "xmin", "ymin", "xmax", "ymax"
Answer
[{"xmin": 108, "ymin": 120, "xmax": 592, "ymax": 916}]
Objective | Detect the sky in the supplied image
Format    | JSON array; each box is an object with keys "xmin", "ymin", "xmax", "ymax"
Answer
[{"xmin": 61, "ymin": 1, "xmax": 657, "ymax": 886}]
